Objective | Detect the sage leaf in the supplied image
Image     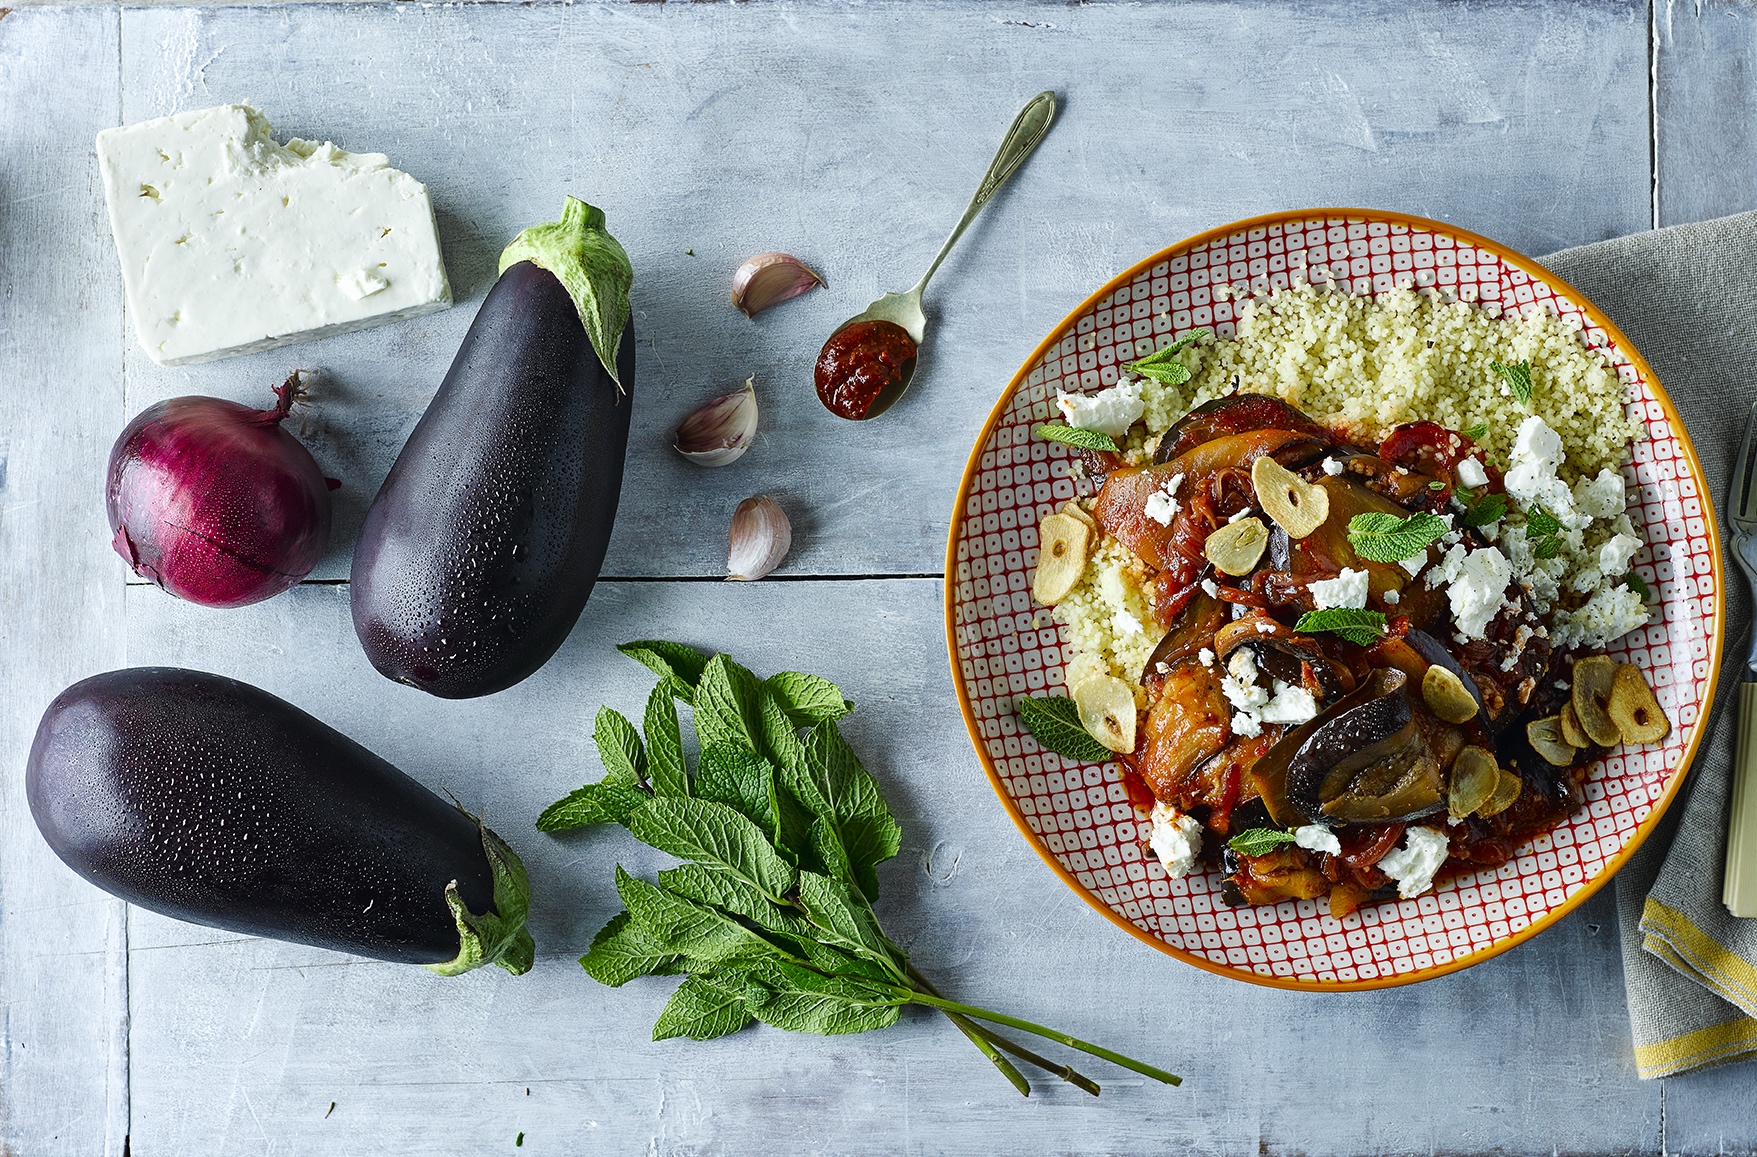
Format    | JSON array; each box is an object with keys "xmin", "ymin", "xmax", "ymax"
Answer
[
  {"xmin": 626, "ymin": 797, "xmax": 798, "ymax": 900},
  {"xmin": 652, "ymin": 972, "xmax": 754, "ymax": 1042},
  {"xmin": 578, "ymin": 911, "xmax": 680, "ymax": 987},
  {"xmin": 643, "ymin": 683, "xmax": 689, "ymax": 798},
  {"xmin": 1016, "ymin": 695, "xmax": 1112, "ymax": 762}
]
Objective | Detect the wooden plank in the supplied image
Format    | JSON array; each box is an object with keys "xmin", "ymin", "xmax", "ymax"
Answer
[
  {"xmin": 119, "ymin": 578, "xmax": 1662, "ymax": 1155},
  {"xmin": 0, "ymin": 9, "xmax": 130, "ymax": 1156},
  {"xmin": 1655, "ymin": 0, "xmax": 1757, "ymax": 228},
  {"xmin": 116, "ymin": 0, "xmax": 1653, "ymax": 581}
]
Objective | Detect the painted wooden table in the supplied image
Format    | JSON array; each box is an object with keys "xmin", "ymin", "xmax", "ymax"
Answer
[{"xmin": 4, "ymin": 1, "xmax": 1757, "ymax": 1152}]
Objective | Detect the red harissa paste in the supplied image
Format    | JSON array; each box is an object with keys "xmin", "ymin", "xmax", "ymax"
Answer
[{"xmin": 815, "ymin": 319, "xmax": 917, "ymax": 419}]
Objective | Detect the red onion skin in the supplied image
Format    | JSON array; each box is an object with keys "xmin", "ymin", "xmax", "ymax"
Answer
[{"xmin": 106, "ymin": 378, "xmax": 334, "ymax": 608}]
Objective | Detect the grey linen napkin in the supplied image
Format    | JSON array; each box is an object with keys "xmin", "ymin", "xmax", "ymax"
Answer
[{"xmin": 1540, "ymin": 211, "xmax": 1757, "ymax": 1078}]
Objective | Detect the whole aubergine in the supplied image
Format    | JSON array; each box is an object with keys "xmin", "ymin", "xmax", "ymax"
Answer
[
  {"xmin": 352, "ymin": 197, "xmax": 635, "ymax": 698},
  {"xmin": 27, "ymin": 667, "xmax": 533, "ymax": 974}
]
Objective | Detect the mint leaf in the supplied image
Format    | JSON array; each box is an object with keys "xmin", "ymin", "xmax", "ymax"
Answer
[
  {"xmin": 1035, "ymin": 422, "xmax": 1118, "ymax": 452},
  {"xmin": 765, "ymin": 672, "xmax": 853, "ymax": 725},
  {"xmin": 1462, "ymin": 492, "xmax": 1508, "ymax": 528},
  {"xmin": 626, "ymin": 797, "xmax": 799, "ymax": 901},
  {"xmin": 1227, "ymin": 828, "xmax": 1300, "ymax": 857},
  {"xmin": 618, "ymin": 640, "xmax": 709, "ymax": 702},
  {"xmin": 1017, "ymin": 695, "xmax": 1112, "ymax": 762},
  {"xmin": 1345, "ymin": 511, "xmax": 1449, "ymax": 563},
  {"xmin": 1624, "ymin": 570, "xmax": 1652, "ymax": 601},
  {"xmin": 796, "ymin": 870, "xmax": 900, "ymax": 969},
  {"xmin": 652, "ymin": 972, "xmax": 754, "ymax": 1042},
  {"xmin": 579, "ymin": 911, "xmax": 681, "ymax": 987},
  {"xmin": 758, "ymin": 688, "xmax": 807, "ymax": 778},
  {"xmin": 616, "ymin": 866, "xmax": 782, "ymax": 968},
  {"xmin": 659, "ymin": 864, "xmax": 811, "ymax": 939},
  {"xmin": 1524, "ymin": 504, "xmax": 1562, "ymax": 538},
  {"xmin": 695, "ymin": 744, "xmax": 782, "ymax": 840},
  {"xmin": 593, "ymin": 706, "xmax": 647, "ymax": 786},
  {"xmin": 643, "ymin": 683, "xmax": 689, "ymax": 798},
  {"xmin": 1293, "ymin": 608, "xmax": 1388, "ymax": 646},
  {"xmin": 740, "ymin": 959, "xmax": 904, "ymax": 1036},
  {"xmin": 1461, "ymin": 421, "xmax": 1489, "ymax": 440},
  {"xmin": 1491, "ymin": 359, "xmax": 1534, "ymax": 406},
  {"xmin": 696, "ymin": 654, "xmax": 766, "ymax": 754},
  {"xmin": 535, "ymin": 780, "xmax": 649, "ymax": 830},
  {"xmin": 1124, "ymin": 329, "xmax": 1208, "ymax": 386},
  {"xmin": 796, "ymin": 725, "xmax": 901, "ymax": 899},
  {"xmin": 1533, "ymin": 535, "xmax": 1563, "ymax": 560}
]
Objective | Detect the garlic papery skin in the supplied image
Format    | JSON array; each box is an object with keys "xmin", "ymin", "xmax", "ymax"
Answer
[
  {"xmin": 726, "ymin": 495, "xmax": 791, "ymax": 581},
  {"xmin": 676, "ymin": 377, "xmax": 758, "ymax": 466},
  {"xmin": 731, "ymin": 253, "xmax": 823, "ymax": 318}
]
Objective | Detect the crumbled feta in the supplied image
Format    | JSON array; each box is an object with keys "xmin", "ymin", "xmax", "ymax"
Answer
[
  {"xmin": 1382, "ymin": 588, "xmax": 1400, "ymax": 605},
  {"xmin": 1259, "ymin": 681, "xmax": 1320, "ymax": 725},
  {"xmin": 1574, "ymin": 467, "xmax": 1626, "ymax": 520},
  {"xmin": 1144, "ymin": 491, "xmax": 1180, "ymax": 526},
  {"xmin": 1201, "ymin": 578, "xmax": 1220, "ymax": 598},
  {"xmin": 1197, "ymin": 647, "xmax": 1215, "ymax": 668},
  {"xmin": 1455, "ymin": 456, "xmax": 1489, "ymax": 488},
  {"xmin": 1321, "ymin": 457, "xmax": 1345, "ymax": 476},
  {"xmin": 1598, "ymin": 533, "xmax": 1642, "ymax": 577},
  {"xmin": 1228, "ymin": 507, "xmax": 1253, "ymax": 523},
  {"xmin": 1399, "ymin": 553, "xmax": 1426, "ymax": 579},
  {"xmin": 1377, "ymin": 825, "xmax": 1450, "ymax": 898},
  {"xmin": 1553, "ymin": 583, "xmax": 1650, "ymax": 650},
  {"xmin": 1148, "ymin": 802, "xmax": 1203, "ymax": 879},
  {"xmin": 1111, "ymin": 607, "xmax": 1143, "ymax": 636},
  {"xmin": 1057, "ymin": 379, "xmax": 1145, "ymax": 436},
  {"xmin": 1294, "ymin": 824, "xmax": 1342, "ymax": 855},
  {"xmin": 1311, "ymin": 567, "xmax": 1371, "ymax": 610},
  {"xmin": 1222, "ymin": 648, "xmax": 1270, "ymax": 736},
  {"xmin": 1431, "ymin": 544, "xmax": 1512, "ymax": 639},
  {"xmin": 1504, "ymin": 416, "xmax": 1590, "ymax": 530}
]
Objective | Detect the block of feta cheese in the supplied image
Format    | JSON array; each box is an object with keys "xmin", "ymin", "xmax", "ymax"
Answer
[{"xmin": 96, "ymin": 103, "xmax": 451, "ymax": 365}]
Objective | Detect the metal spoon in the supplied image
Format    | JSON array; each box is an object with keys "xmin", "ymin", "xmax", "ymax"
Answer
[{"xmin": 819, "ymin": 90, "xmax": 1057, "ymax": 420}]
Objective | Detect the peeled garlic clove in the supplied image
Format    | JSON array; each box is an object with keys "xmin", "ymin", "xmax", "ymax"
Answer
[
  {"xmin": 731, "ymin": 252, "xmax": 824, "ymax": 318},
  {"xmin": 727, "ymin": 495, "xmax": 791, "ymax": 581},
  {"xmin": 1421, "ymin": 664, "xmax": 1479, "ymax": 724},
  {"xmin": 676, "ymin": 377, "xmax": 758, "ymax": 467},
  {"xmin": 1073, "ymin": 675, "xmax": 1137, "ymax": 754}
]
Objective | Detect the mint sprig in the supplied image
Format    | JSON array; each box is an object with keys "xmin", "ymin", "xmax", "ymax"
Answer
[
  {"xmin": 1624, "ymin": 570, "xmax": 1652, "ymax": 601},
  {"xmin": 1462, "ymin": 491, "xmax": 1508, "ymax": 528},
  {"xmin": 541, "ymin": 643, "xmax": 1181, "ymax": 1097},
  {"xmin": 1017, "ymin": 695, "xmax": 1113, "ymax": 762},
  {"xmin": 1522, "ymin": 503, "xmax": 1564, "ymax": 559},
  {"xmin": 1035, "ymin": 422, "xmax": 1119, "ymax": 452},
  {"xmin": 1345, "ymin": 511, "xmax": 1450, "ymax": 563},
  {"xmin": 1293, "ymin": 607, "xmax": 1388, "ymax": 646},
  {"xmin": 1123, "ymin": 329, "xmax": 1209, "ymax": 387},
  {"xmin": 1227, "ymin": 828, "xmax": 1300, "ymax": 857},
  {"xmin": 1461, "ymin": 421, "xmax": 1489, "ymax": 440},
  {"xmin": 1491, "ymin": 359, "xmax": 1534, "ymax": 406}
]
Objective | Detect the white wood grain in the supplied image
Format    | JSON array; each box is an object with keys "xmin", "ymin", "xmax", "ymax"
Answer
[
  {"xmin": 119, "ymin": 579, "xmax": 1664, "ymax": 1156},
  {"xmin": 0, "ymin": 9, "xmax": 130, "ymax": 1157},
  {"xmin": 1656, "ymin": 0, "xmax": 1757, "ymax": 228},
  {"xmin": 112, "ymin": 0, "xmax": 1655, "ymax": 581}
]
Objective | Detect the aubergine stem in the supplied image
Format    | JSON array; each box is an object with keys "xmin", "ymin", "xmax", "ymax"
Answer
[
  {"xmin": 906, "ymin": 963, "xmax": 1100, "ymax": 1096},
  {"xmin": 428, "ymin": 820, "xmax": 536, "ymax": 976}
]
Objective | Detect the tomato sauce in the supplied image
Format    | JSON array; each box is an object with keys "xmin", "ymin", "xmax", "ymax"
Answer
[{"xmin": 815, "ymin": 320, "xmax": 917, "ymax": 420}]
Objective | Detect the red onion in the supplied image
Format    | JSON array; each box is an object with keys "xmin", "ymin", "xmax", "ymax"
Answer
[{"xmin": 106, "ymin": 373, "xmax": 337, "ymax": 608}]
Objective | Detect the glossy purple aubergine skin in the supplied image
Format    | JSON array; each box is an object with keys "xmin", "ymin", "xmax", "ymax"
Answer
[
  {"xmin": 350, "ymin": 261, "xmax": 635, "ymax": 699},
  {"xmin": 26, "ymin": 667, "xmax": 496, "ymax": 965}
]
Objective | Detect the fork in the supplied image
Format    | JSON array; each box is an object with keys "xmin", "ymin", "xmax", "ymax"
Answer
[{"xmin": 1723, "ymin": 401, "xmax": 1757, "ymax": 917}]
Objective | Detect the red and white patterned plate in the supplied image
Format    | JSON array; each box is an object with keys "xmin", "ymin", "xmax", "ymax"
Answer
[{"xmin": 944, "ymin": 209, "xmax": 1725, "ymax": 989}]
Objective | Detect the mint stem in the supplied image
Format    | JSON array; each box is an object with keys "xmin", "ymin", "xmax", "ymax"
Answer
[
  {"xmin": 906, "ymin": 964, "xmax": 1099, "ymax": 1096},
  {"xmin": 907, "ymin": 993, "xmax": 1181, "ymax": 1087},
  {"xmin": 940, "ymin": 1009, "xmax": 1030, "ymax": 1096}
]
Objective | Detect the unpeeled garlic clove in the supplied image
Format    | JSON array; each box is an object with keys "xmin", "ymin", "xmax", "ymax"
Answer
[
  {"xmin": 676, "ymin": 377, "xmax": 758, "ymax": 466},
  {"xmin": 727, "ymin": 495, "xmax": 791, "ymax": 581},
  {"xmin": 731, "ymin": 252, "xmax": 824, "ymax": 318}
]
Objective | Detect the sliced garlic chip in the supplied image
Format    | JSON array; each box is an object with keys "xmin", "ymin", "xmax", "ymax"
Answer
[
  {"xmin": 1607, "ymin": 663, "xmax": 1670, "ymax": 744},
  {"xmin": 1032, "ymin": 512, "xmax": 1092, "ymax": 604},
  {"xmin": 1479, "ymin": 769, "xmax": 1523, "ymax": 818},
  {"xmin": 1059, "ymin": 499, "xmax": 1098, "ymax": 532},
  {"xmin": 1525, "ymin": 717, "xmax": 1576, "ymax": 767},
  {"xmin": 1073, "ymin": 675, "xmax": 1137, "ymax": 753},
  {"xmin": 1448, "ymin": 745, "xmax": 1499, "ymax": 819},
  {"xmin": 1570, "ymin": 655, "xmax": 1622, "ymax": 747},
  {"xmin": 1251, "ymin": 456, "xmax": 1330, "ymax": 539},
  {"xmin": 1421, "ymin": 665, "xmax": 1479, "ymax": 724},
  {"xmin": 1558, "ymin": 702, "xmax": 1589, "ymax": 748},
  {"xmin": 1204, "ymin": 516, "xmax": 1269, "ymax": 576}
]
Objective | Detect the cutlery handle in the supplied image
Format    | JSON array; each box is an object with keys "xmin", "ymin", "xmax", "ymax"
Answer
[
  {"xmin": 912, "ymin": 91, "xmax": 1058, "ymax": 296},
  {"xmin": 1724, "ymin": 681, "xmax": 1757, "ymax": 917}
]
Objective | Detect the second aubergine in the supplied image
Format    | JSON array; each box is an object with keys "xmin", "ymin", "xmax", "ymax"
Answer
[{"xmin": 352, "ymin": 198, "xmax": 635, "ymax": 698}]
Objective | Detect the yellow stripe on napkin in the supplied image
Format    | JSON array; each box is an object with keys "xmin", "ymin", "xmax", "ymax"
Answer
[
  {"xmin": 1642, "ymin": 899, "xmax": 1757, "ymax": 1015},
  {"xmin": 1631, "ymin": 1016, "xmax": 1757, "ymax": 1080}
]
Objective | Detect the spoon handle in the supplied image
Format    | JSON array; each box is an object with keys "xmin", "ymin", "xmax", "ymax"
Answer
[{"xmin": 912, "ymin": 90, "xmax": 1057, "ymax": 296}]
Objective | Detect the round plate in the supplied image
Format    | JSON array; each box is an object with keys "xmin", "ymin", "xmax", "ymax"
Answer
[{"xmin": 944, "ymin": 208, "xmax": 1726, "ymax": 990}]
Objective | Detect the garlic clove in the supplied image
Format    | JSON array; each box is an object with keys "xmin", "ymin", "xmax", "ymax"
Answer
[
  {"xmin": 676, "ymin": 377, "xmax": 759, "ymax": 467},
  {"xmin": 726, "ymin": 495, "xmax": 791, "ymax": 581},
  {"xmin": 731, "ymin": 252, "xmax": 824, "ymax": 318}
]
